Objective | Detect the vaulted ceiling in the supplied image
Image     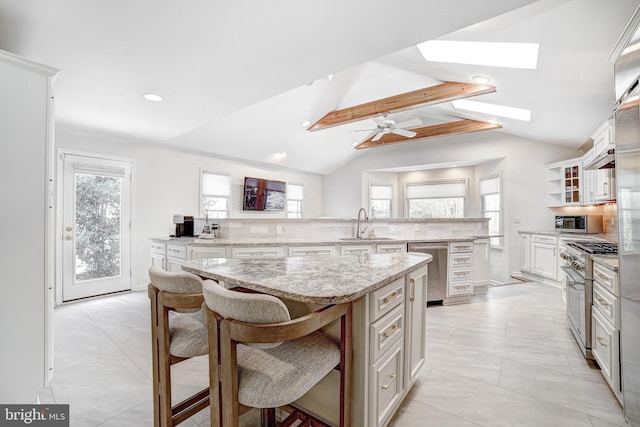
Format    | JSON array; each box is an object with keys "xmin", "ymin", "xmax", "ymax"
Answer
[{"xmin": 1, "ymin": 0, "xmax": 638, "ymax": 174}]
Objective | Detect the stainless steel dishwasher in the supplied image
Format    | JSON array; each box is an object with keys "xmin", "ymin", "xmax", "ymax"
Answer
[{"xmin": 408, "ymin": 242, "xmax": 448, "ymax": 304}]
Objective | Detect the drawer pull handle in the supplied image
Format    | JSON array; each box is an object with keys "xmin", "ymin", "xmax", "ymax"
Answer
[
  {"xmin": 595, "ymin": 296, "xmax": 611, "ymax": 307},
  {"xmin": 380, "ymin": 374, "xmax": 397, "ymax": 390},
  {"xmin": 382, "ymin": 324, "xmax": 398, "ymax": 339},
  {"xmin": 410, "ymin": 278, "xmax": 416, "ymax": 302},
  {"xmin": 595, "ymin": 271, "xmax": 611, "ymax": 282},
  {"xmin": 382, "ymin": 292, "xmax": 400, "ymax": 305},
  {"xmin": 596, "ymin": 336, "xmax": 609, "ymax": 347}
]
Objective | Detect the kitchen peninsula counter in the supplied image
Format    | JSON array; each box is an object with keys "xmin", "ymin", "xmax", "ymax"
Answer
[{"xmin": 182, "ymin": 253, "xmax": 432, "ymax": 427}]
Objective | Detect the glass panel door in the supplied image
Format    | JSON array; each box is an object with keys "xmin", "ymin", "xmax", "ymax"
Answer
[{"xmin": 62, "ymin": 154, "xmax": 132, "ymax": 301}]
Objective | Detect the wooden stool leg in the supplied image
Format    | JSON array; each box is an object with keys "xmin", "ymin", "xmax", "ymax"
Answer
[{"xmin": 260, "ymin": 408, "xmax": 276, "ymax": 427}]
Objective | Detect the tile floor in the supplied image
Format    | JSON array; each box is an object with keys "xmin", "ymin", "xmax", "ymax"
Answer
[{"xmin": 40, "ymin": 282, "xmax": 626, "ymax": 426}]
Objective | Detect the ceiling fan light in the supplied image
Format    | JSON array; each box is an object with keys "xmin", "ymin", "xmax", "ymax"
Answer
[{"xmin": 301, "ymin": 120, "xmax": 311, "ymax": 127}]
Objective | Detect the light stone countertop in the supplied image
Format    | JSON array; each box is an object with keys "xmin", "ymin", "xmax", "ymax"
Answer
[
  {"xmin": 182, "ymin": 252, "xmax": 432, "ymax": 304},
  {"xmin": 151, "ymin": 235, "xmax": 498, "ymax": 246}
]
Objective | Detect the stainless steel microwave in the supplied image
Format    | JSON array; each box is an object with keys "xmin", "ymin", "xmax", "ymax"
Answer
[{"xmin": 554, "ymin": 215, "xmax": 603, "ymax": 233}]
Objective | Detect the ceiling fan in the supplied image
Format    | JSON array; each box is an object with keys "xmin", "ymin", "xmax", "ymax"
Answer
[{"xmin": 356, "ymin": 113, "xmax": 423, "ymax": 142}]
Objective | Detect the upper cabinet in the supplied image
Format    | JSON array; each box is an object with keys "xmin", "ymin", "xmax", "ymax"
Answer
[
  {"xmin": 546, "ymin": 159, "xmax": 583, "ymax": 207},
  {"xmin": 547, "ymin": 119, "xmax": 616, "ymax": 207}
]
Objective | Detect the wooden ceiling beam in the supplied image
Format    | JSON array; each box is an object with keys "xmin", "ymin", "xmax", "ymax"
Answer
[
  {"xmin": 355, "ymin": 119, "xmax": 502, "ymax": 150},
  {"xmin": 307, "ymin": 82, "xmax": 496, "ymax": 132}
]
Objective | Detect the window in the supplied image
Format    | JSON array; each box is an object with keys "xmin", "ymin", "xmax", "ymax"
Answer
[
  {"xmin": 370, "ymin": 184, "xmax": 392, "ymax": 219},
  {"xmin": 201, "ymin": 171, "xmax": 230, "ymax": 218},
  {"xmin": 287, "ymin": 183, "xmax": 304, "ymax": 218},
  {"xmin": 480, "ymin": 175, "xmax": 502, "ymax": 249},
  {"xmin": 405, "ymin": 180, "xmax": 467, "ymax": 218}
]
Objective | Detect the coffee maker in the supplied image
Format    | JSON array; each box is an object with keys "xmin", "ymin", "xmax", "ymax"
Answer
[{"xmin": 172, "ymin": 214, "xmax": 195, "ymax": 237}]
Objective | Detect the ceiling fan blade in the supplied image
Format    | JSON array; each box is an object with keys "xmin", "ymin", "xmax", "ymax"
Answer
[
  {"xmin": 391, "ymin": 128, "xmax": 417, "ymax": 138},
  {"xmin": 395, "ymin": 118, "xmax": 422, "ymax": 128},
  {"xmin": 351, "ymin": 128, "xmax": 378, "ymax": 132},
  {"xmin": 372, "ymin": 132, "xmax": 384, "ymax": 142}
]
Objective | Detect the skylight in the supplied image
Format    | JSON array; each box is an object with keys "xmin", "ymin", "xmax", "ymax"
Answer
[
  {"xmin": 417, "ymin": 40, "xmax": 539, "ymax": 69},
  {"xmin": 453, "ymin": 100, "xmax": 531, "ymax": 121}
]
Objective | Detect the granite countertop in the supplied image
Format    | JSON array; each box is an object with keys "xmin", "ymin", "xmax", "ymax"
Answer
[
  {"xmin": 182, "ymin": 252, "xmax": 432, "ymax": 304},
  {"xmin": 591, "ymin": 255, "xmax": 619, "ymax": 272},
  {"xmin": 151, "ymin": 235, "xmax": 499, "ymax": 246}
]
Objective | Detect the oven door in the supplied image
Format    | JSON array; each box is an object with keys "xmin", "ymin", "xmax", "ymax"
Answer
[{"xmin": 563, "ymin": 266, "xmax": 586, "ymax": 347}]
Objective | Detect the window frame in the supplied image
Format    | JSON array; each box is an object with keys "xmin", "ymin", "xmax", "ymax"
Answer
[
  {"xmin": 287, "ymin": 183, "xmax": 304, "ymax": 218},
  {"xmin": 200, "ymin": 169, "xmax": 231, "ymax": 219},
  {"xmin": 404, "ymin": 179, "xmax": 468, "ymax": 219},
  {"xmin": 369, "ymin": 183, "xmax": 393, "ymax": 219},
  {"xmin": 479, "ymin": 174, "xmax": 502, "ymax": 250}
]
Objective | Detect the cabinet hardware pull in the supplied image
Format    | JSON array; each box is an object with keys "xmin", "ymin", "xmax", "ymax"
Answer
[
  {"xmin": 595, "ymin": 296, "xmax": 611, "ymax": 307},
  {"xmin": 382, "ymin": 292, "xmax": 400, "ymax": 304},
  {"xmin": 410, "ymin": 278, "xmax": 416, "ymax": 302},
  {"xmin": 382, "ymin": 324, "xmax": 398, "ymax": 338},
  {"xmin": 380, "ymin": 374, "xmax": 397, "ymax": 390},
  {"xmin": 596, "ymin": 336, "xmax": 608, "ymax": 347}
]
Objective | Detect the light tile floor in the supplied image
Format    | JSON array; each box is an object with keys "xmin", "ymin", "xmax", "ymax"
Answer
[{"xmin": 41, "ymin": 282, "xmax": 626, "ymax": 426}]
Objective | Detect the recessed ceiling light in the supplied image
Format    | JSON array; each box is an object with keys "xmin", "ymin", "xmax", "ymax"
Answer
[
  {"xmin": 327, "ymin": 74, "xmax": 334, "ymax": 81},
  {"xmin": 143, "ymin": 93, "xmax": 163, "ymax": 102},
  {"xmin": 417, "ymin": 40, "xmax": 539, "ymax": 69},
  {"xmin": 301, "ymin": 120, "xmax": 311, "ymax": 127},
  {"xmin": 277, "ymin": 151, "xmax": 288, "ymax": 159},
  {"xmin": 453, "ymin": 99, "xmax": 531, "ymax": 121},
  {"xmin": 472, "ymin": 75, "xmax": 491, "ymax": 84}
]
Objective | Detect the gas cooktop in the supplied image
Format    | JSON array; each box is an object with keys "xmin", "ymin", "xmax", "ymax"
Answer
[{"xmin": 568, "ymin": 241, "xmax": 618, "ymax": 255}]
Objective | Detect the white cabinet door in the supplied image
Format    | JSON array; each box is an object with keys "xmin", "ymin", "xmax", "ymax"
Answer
[
  {"xmin": 376, "ymin": 243, "xmax": 406, "ymax": 254},
  {"xmin": 150, "ymin": 252, "xmax": 166, "ymax": 270},
  {"xmin": 531, "ymin": 239, "xmax": 558, "ymax": 280},
  {"xmin": 520, "ymin": 233, "xmax": 531, "ymax": 272},
  {"xmin": 369, "ymin": 340, "xmax": 404, "ymax": 427},
  {"xmin": 595, "ymin": 169, "xmax": 615, "ymax": 201},
  {"xmin": 405, "ymin": 267, "xmax": 426, "ymax": 387},
  {"xmin": 592, "ymin": 308, "xmax": 621, "ymax": 399},
  {"xmin": 472, "ymin": 239, "xmax": 490, "ymax": 291}
]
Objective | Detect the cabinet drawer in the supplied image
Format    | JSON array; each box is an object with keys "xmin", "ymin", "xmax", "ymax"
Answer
[
  {"xmin": 341, "ymin": 245, "xmax": 373, "ymax": 255},
  {"xmin": 449, "ymin": 253, "xmax": 472, "ymax": 267},
  {"xmin": 369, "ymin": 340, "xmax": 404, "ymax": 427},
  {"xmin": 166, "ymin": 244, "xmax": 187, "ymax": 260},
  {"xmin": 370, "ymin": 305, "xmax": 403, "ymax": 363},
  {"xmin": 593, "ymin": 282, "xmax": 620, "ymax": 328},
  {"xmin": 376, "ymin": 244, "xmax": 406, "ymax": 254},
  {"xmin": 370, "ymin": 277, "xmax": 404, "ymax": 322},
  {"xmin": 531, "ymin": 235, "xmax": 558, "ymax": 245},
  {"xmin": 448, "ymin": 281, "xmax": 473, "ymax": 296},
  {"xmin": 593, "ymin": 263, "xmax": 618, "ymax": 296},
  {"xmin": 150, "ymin": 241, "xmax": 166, "ymax": 254},
  {"xmin": 592, "ymin": 308, "xmax": 620, "ymax": 393},
  {"xmin": 232, "ymin": 247, "xmax": 283, "ymax": 258},
  {"xmin": 288, "ymin": 246, "xmax": 335, "ymax": 256},
  {"xmin": 449, "ymin": 242, "xmax": 473, "ymax": 253},
  {"xmin": 450, "ymin": 267, "xmax": 472, "ymax": 282},
  {"xmin": 188, "ymin": 246, "xmax": 227, "ymax": 260}
]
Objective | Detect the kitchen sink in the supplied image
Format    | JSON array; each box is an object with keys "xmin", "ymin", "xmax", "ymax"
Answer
[{"xmin": 339, "ymin": 237, "xmax": 395, "ymax": 241}]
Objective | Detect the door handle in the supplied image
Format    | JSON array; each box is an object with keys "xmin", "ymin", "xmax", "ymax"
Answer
[{"xmin": 64, "ymin": 235, "xmax": 73, "ymax": 241}]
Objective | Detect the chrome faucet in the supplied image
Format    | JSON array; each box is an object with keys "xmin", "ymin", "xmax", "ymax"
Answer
[{"xmin": 356, "ymin": 208, "xmax": 369, "ymax": 238}]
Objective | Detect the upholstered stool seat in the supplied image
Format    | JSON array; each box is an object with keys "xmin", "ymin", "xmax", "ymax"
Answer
[
  {"xmin": 237, "ymin": 331, "xmax": 340, "ymax": 408},
  {"xmin": 168, "ymin": 310, "xmax": 208, "ymax": 358}
]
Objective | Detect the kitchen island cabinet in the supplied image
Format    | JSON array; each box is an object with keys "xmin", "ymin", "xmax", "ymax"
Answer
[{"xmin": 183, "ymin": 253, "xmax": 431, "ymax": 427}]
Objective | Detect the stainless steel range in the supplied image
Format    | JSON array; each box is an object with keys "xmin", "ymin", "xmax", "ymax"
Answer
[{"xmin": 560, "ymin": 241, "xmax": 618, "ymax": 358}]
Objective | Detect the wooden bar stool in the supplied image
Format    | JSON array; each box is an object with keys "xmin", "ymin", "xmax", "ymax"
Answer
[
  {"xmin": 202, "ymin": 281, "xmax": 352, "ymax": 427},
  {"xmin": 148, "ymin": 266, "xmax": 211, "ymax": 426}
]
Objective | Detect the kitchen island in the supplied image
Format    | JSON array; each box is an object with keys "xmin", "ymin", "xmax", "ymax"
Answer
[{"xmin": 182, "ymin": 252, "xmax": 432, "ymax": 427}]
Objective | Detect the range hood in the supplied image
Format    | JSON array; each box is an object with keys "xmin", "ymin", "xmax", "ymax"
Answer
[{"xmin": 584, "ymin": 148, "xmax": 615, "ymax": 170}]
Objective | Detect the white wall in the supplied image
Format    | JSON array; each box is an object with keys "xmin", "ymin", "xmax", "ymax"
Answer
[
  {"xmin": 56, "ymin": 129, "xmax": 323, "ymax": 288},
  {"xmin": 322, "ymin": 132, "xmax": 581, "ymax": 284}
]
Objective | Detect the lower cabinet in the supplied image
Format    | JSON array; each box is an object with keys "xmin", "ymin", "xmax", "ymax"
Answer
[
  {"xmin": 289, "ymin": 245, "xmax": 336, "ymax": 256},
  {"xmin": 369, "ymin": 340, "xmax": 404, "ymax": 427},
  {"xmin": 405, "ymin": 267, "xmax": 426, "ymax": 385},
  {"xmin": 166, "ymin": 243, "xmax": 187, "ymax": 272},
  {"xmin": 231, "ymin": 246, "xmax": 283, "ymax": 258},
  {"xmin": 472, "ymin": 239, "xmax": 490, "ymax": 293},
  {"xmin": 447, "ymin": 241, "xmax": 473, "ymax": 302},
  {"xmin": 592, "ymin": 308, "xmax": 621, "ymax": 400},
  {"xmin": 530, "ymin": 235, "xmax": 558, "ymax": 280},
  {"xmin": 341, "ymin": 244, "xmax": 373, "ymax": 255},
  {"xmin": 520, "ymin": 233, "xmax": 531, "ymax": 272}
]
